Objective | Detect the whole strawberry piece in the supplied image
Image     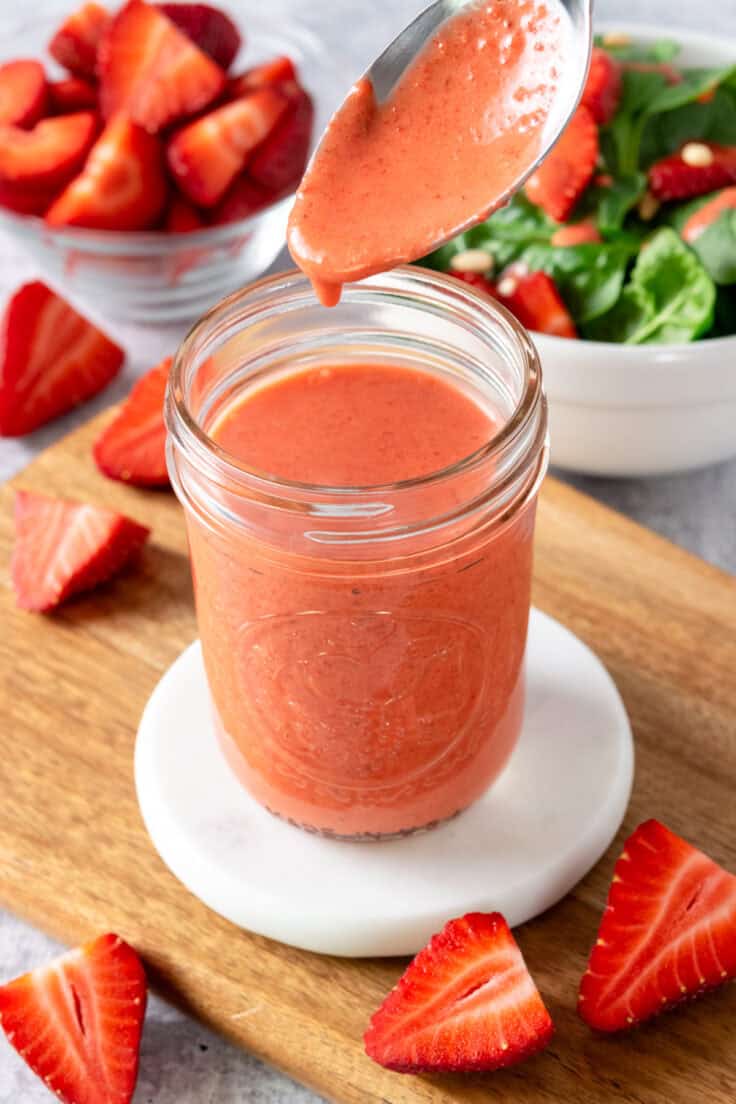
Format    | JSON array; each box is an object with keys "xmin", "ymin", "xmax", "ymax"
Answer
[
  {"xmin": 0, "ymin": 933, "xmax": 146, "ymax": 1103},
  {"xmin": 94, "ymin": 357, "xmax": 172, "ymax": 486},
  {"xmin": 579, "ymin": 819, "xmax": 736, "ymax": 1032},
  {"xmin": 0, "ymin": 281, "xmax": 124, "ymax": 436},
  {"xmin": 49, "ymin": 2, "xmax": 111, "ymax": 80},
  {"xmin": 581, "ymin": 47, "xmax": 622, "ymax": 125},
  {"xmin": 364, "ymin": 913, "xmax": 554, "ymax": 1073},
  {"xmin": 525, "ymin": 104, "xmax": 599, "ymax": 222},
  {"xmin": 11, "ymin": 491, "xmax": 150, "ymax": 611},
  {"xmin": 158, "ymin": 2, "xmax": 241, "ymax": 70},
  {"xmin": 0, "ymin": 60, "xmax": 48, "ymax": 129}
]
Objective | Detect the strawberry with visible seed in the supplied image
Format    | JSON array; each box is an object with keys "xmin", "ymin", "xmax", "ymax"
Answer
[
  {"xmin": 49, "ymin": 76, "xmax": 99, "ymax": 114},
  {"xmin": 210, "ymin": 174, "xmax": 275, "ymax": 223},
  {"xmin": 158, "ymin": 2, "xmax": 242, "ymax": 70},
  {"xmin": 49, "ymin": 2, "xmax": 111, "ymax": 80},
  {"xmin": 0, "ymin": 111, "xmax": 98, "ymax": 216},
  {"xmin": 0, "ymin": 933, "xmax": 146, "ymax": 1103},
  {"xmin": 46, "ymin": 113, "xmax": 167, "ymax": 230},
  {"xmin": 11, "ymin": 493, "xmax": 149, "ymax": 611},
  {"xmin": 99, "ymin": 0, "xmax": 226, "ymax": 133},
  {"xmin": 581, "ymin": 47, "xmax": 622, "ymax": 125},
  {"xmin": 248, "ymin": 86, "xmax": 313, "ymax": 195},
  {"xmin": 227, "ymin": 55, "xmax": 297, "ymax": 98},
  {"xmin": 525, "ymin": 104, "xmax": 599, "ymax": 222},
  {"xmin": 365, "ymin": 913, "xmax": 553, "ymax": 1073},
  {"xmin": 167, "ymin": 88, "xmax": 288, "ymax": 206},
  {"xmin": 165, "ymin": 194, "xmax": 205, "ymax": 230},
  {"xmin": 496, "ymin": 269, "xmax": 578, "ymax": 338},
  {"xmin": 579, "ymin": 819, "xmax": 736, "ymax": 1033},
  {"xmin": 648, "ymin": 144, "xmax": 736, "ymax": 201},
  {"xmin": 682, "ymin": 186, "xmax": 736, "ymax": 243},
  {"xmin": 0, "ymin": 60, "xmax": 48, "ymax": 129},
  {"xmin": 0, "ymin": 281, "xmax": 123, "ymax": 437},
  {"xmin": 94, "ymin": 357, "xmax": 171, "ymax": 486}
]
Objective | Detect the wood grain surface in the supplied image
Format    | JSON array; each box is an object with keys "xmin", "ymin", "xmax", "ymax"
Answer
[{"xmin": 1, "ymin": 408, "xmax": 735, "ymax": 1104}]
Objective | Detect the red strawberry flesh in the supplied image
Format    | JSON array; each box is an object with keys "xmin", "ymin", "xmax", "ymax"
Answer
[
  {"xmin": 648, "ymin": 144, "xmax": 736, "ymax": 201},
  {"xmin": 497, "ymin": 269, "xmax": 577, "ymax": 338},
  {"xmin": 248, "ymin": 86, "xmax": 313, "ymax": 195},
  {"xmin": 525, "ymin": 103, "xmax": 598, "ymax": 222},
  {"xmin": 581, "ymin": 47, "xmax": 622, "ymax": 125},
  {"xmin": 227, "ymin": 55, "xmax": 297, "ymax": 98},
  {"xmin": 210, "ymin": 174, "xmax": 274, "ymax": 223},
  {"xmin": 682, "ymin": 186, "xmax": 736, "ymax": 243},
  {"xmin": 158, "ymin": 2, "xmax": 242, "ymax": 70},
  {"xmin": 0, "ymin": 111, "xmax": 98, "ymax": 193},
  {"xmin": 0, "ymin": 60, "xmax": 48, "ymax": 129},
  {"xmin": 49, "ymin": 2, "xmax": 111, "ymax": 80},
  {"xmin": 49, "ymin": 77, "xmax": 99, "ymax": 114},
  {"xmin": 93, "ymin": 357, "xmax": 172, "ymax": 486}
]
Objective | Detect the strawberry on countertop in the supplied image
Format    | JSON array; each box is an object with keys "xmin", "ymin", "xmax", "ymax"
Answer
[
  {"xmin": 158, "ymin": 2, "xmax": 242, "ymax": 70},
  {"xmin": 0, "ymin": 60, "xmax": 48, "ymax": 129},
  {"xmin": 0, "ymin": 281, "xmax": 124, "ymax": 437},
  {"xmin": 579, "ymin": 819, "xmax": 736, "ymax": 1033},
  {"xmin": 525, "ymin": 104, "xmax": 599, "ymax": 223},
  {"xmin": 364, "ymin": 912, "xmax": 554, "ymax": 1073},
  {"xmin": 581, "ymin": 46, "xmax": 622, "ymax": 125},
  {"xmin": 94, "ymin": 356, "xmax": 172, "ymax": 486},
  {"xmin": 0, "ymin": 932, "xmax": 146, "ymax": 1103},
  {"xmin": 49, "ymin": 1, "xmax": 111, "ymax": 80},
  {"xmin": 648, "ymin": 142, "xmax": 736, "ymax": 201}
]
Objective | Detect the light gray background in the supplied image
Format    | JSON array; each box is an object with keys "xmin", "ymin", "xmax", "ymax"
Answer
[{"xmin": 1, "ymin": 1, "xmax": 734, "ymax": 1101}]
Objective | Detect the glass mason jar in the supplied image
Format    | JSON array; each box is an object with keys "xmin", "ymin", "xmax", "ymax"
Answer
[{"xmin": 166, "ymin": 266, "xmax": 548, "ymax": 840}]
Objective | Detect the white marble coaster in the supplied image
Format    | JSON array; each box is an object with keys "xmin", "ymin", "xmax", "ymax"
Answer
[{"xmin": 135, "ymin": 609, "xmax": 633, "ymax": 957}]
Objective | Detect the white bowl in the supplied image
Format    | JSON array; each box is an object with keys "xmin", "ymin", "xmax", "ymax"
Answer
[{"xmin": 536, "ymin": 23, "xmax": 736, "ymax": 477}]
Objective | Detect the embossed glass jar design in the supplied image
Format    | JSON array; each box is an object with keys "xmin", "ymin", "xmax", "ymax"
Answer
[{"xmin": 166, "ymin": 267, "xmax": 549, "ymax": 839}]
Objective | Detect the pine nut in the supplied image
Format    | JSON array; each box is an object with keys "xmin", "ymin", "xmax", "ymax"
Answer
[
  {"xmin": 601, "ymin": 32, "xmax": 631, "ymax": 47},
  {"xmin": 681, "ymin": 142, "xmax": 714, "ymax": 168},
  {"xmin": 637, "ymin": 192, "xmax": 660, "ymax": 221},
  {"xmin": 449, "ymin": 249, "xmax": 494, "ymax": 274}
]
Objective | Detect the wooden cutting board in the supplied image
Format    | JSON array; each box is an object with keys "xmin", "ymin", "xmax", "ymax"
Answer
[{"xmin": 1, "ymin": 408, "xmax": 735, "ymax": 1104}]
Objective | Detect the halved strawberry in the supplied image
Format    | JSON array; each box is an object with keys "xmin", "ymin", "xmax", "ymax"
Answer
[
  {"xmin": 46, "ymin": 113, "xmax": 167, "ymax": 230},
  {"xmin": 167, "ymin": 88, "xmax": 288, "ymax": 206},
  {"xmin": 49, "ymin": 2, "xmax": 111, "ymax": 80},
  {"xmin": 0, "ymin": 933, "xmax": 145, "ymax": 1104},
  {"xmin": 648, "ymin": 144, "xmax": 736, "ymax": 201},
  {"xmin": 0, "ymin": 112, "xmax": 98, "ymax": 206},
  {"xmin": 0, "ymin": 281, "xmax": 123, "ymax": 436},
  {"xmin": 227, "ymin": 55, "xmax": 297, "ymax": 98},
  {"xmin": 210, "ymin": 174, "xmax": 275, "ymax": 223},
  {"xmin": 581, "ymin": 47, "xmax": 622, "ymax": 125},
  {"xmin": 550, "ymin": 217, "xmax": 602, "ymax": 246},
  {"xmin": 451, "ymin": 270, "xmax": 498, "ymax": 297},
  {"xmin": 579, "ymin": 820, "xmax": 736, "ymax": 1033},
  {"xmin": 525, "ymin": 104, "xmax": 598, "ymax": 222},
  {"xmin": 158, "ymin": 3, "xmax": 241, "ymax": 70},
  {"xmin": 49, "ymin": 76, "xmax": 99, "ymax": 114},
  {"xmin": 165, "ymin": 193, "xmax": 205, "ymax": 230},
  {"xmin": 248, "ymin": 87, "xmax": 313, "ymax": 195},
  {"xmin": 682, "ymin": 186, "xmax": 736, "ymax": 243},
  {"xmin": 496, "ymin": 269, "xmax": 578, "ymax": 338},
  {"xmin": 364, "ymin": 913, "xmax": 553, "ymax": 1073},
  {"xmin": 12, "ymin": 493, "xmax": 149, "ymax": 610},
  {"xmin": 99, "ymin": 0, "xmax": 226, "ymax": 133},
  {"xmin": 0, "ymin": 60, "xmax": 48, "ymax": 129},
  {"xmin": 93, "ymin": 357, "xmax": 171, "ymax": 486}
]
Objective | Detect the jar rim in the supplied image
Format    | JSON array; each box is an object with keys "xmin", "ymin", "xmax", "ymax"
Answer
[{"xmin": 169, "ymin": 264, "xmax": 544, "ymax": 498}]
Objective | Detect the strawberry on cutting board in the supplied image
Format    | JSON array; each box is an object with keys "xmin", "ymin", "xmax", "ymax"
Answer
[
  {"xmin": 0, "ymin": 281, "xmax": 124, "ymax": 436},
  {"xmin": 579, "ymin": 819, "xmax": 736, "ymax": 1033},
  {"xmin": 364, "ymin": 912, "xmax": 554, "ymax": 1073},
  {"xmin": 0, "ymin": 60, "xmax": 48, "ymax": 129},
  {"xmin": 0, "ymin": 932, "xmax": 146, "ymax": 1103},
  {"xmin": 525, "ymin": 104, "xmax": 599, "ymax": 222},
  {"xmin": 158, "ymin": 2, "xmax": 242, "ymax": 70},
  {"xmin": 94, "ymin": 356, "xmax": 172, "ymax": 486},
  {"xmin": 11, "ymin": 492, "xmax": 150, "ymax": 611}
]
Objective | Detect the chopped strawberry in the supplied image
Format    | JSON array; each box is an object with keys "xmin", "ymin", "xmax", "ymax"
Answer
[
  {"xmin": 167, "ymin": 88, "xmax": 288, "ymax": 206},
  {"xmin": 682, "ymin": 186, "xmax": 736, "ymax": 243},
  {"xmin": 525, "ymin": 104, "xmax": 598, "ymax": 222},
  {"xmin": 210, "ymin": 174, "xmax": 275, "ymax": 223},
  {"xmin": 99, "ymin": 0, "xmax": 226, "ymax": 133},
  {"xmin": 158, "ymin": 3, "xmax": 241, "ymax": 70},
  {"xmin": 93, "ymin": 357, "xmax": 171, "ymax": 486},
  {"xmin": 227, "ymin": 55, "xmax": 297, "ymax": 98},
  {"xmin": 12, "ymin": 493, "xmax": 149, "ymax": 611},
  {"xmin": 248, "ymin": 87, "xmax": 313, "ymax": 195},
  {"xmin": 581, "ymin": 47, "xmax": 622, "ymax": 125},
  {"xmin": 496, "ymin": 269, "xmax": 578, "ymax": 338},
  {"xmin": 0, "ymin": 281, "xmax": 123, "ymax": 437},
  {"xmin": 451, "ymin": 270, "xmax": 498, "ymax": 297},
  {"xmin": 49, "ymin": 76, "xmax": 99, "ymax": 114},
  {"xmin": 364, "ymin": 913, "xmax": 553, "ymax": 1073},
  {"xmin": 648, "ymin": 143, "xmax": 736, "ymax": 201},
  {"xmin": 0, "ymin": 112, "xmax": 98, "ymax": 214},
  {"xmin": 49, "ymin": 2, "xmax": 111, "ymax": 80},
  {"xmin": 550, "ymin": 218, "xmax": 602, "ymax": 246},
  {"xmin": 579, "ymin": 820, "xmax": 736, "ymax": 1033},
  {"xmin": 0, "ymin": 60, "xmax": 48, "ymax": 129},
  {"xmin": 165, "ymin": 193, "xmax": 205, "ymax": 230},
  {"xmin": 46, "ymin": 113, "xmax": 167, "ymax": 230},
  {"xmin": 0, "ymin": 933, "xmax": 145, "ymax": 1103}
]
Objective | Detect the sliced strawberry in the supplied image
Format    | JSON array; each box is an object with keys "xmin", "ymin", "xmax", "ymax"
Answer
[
  {"xmin": 248, "ymin": 86, "xmax": 313, "ymax": 195},
  {"xmin": 525, "ymin": 104, "xmax": 598, "ymax": 222},
  {"xmin": 99, "ymin": 0, "xmax": 226, "ymax": 133},
  {"xmin": 550, "ymin": 217, "xmax": 602, "ymax": 246},
  {"xmin": 0, "ymin": 60, "xmax": 48, "ymax": 129},
  {"xmin": 622, "ymin": 60, "xmax": 682, "ymax": 85},
  {"xmin": 0, "ymin": 112, "xmax": 97, "ymax": 200},
  {"xmin": 682, "ymin": 186, "xmax": 736, "ymax": 243},
  {"xmin": 0, "ymin": 933, "xmax": 145, "ymax": 1104},
  {"xmin": 0, "ymin": 181, "xmax": 58, "ymax": 216},
  {"xmin": 93, "ymin": 357, "xmax": 171, "ymax": 486},
  {"xmin": 46, "ymin": 113, "xmax": 167, "ymax": 230},
  {"xmin": 49, "ymin": 2, "xmax": 111, "ymax": 80},
  {"xmin": 579, "ymin": 820, "xmax": 736, "ymax": 1033},
  {"xmin": 210, "ymin": 174, "xmax": 275, "ymax": 223},
  {"xmin": 227, "ymin": 55, "xmax": 297, "ymax": 98},
  {"xmin": 158, "ymin": 3, "xmax": 241, "ymax": 70},
  {"xmin": 364, "ymin": 913, "xmax": 553, "ymax": 1073},
  {"xmin": 451, "ymin": 270, "xmax": 498, "ymax": 297},
  {"xmin": 167, "ymin": 88, "xmax": 288, "ymax": 206},
  {"xmin": 165, "ymin": 193, "xmax": 205, "ymax": 230},
  {"xmin": 648, "ymin": 144, "xmax": 736, "ymax": 201},
  {"xmin": 49, "ymin": 76, "xmax": 99, "ymax": 114},
  {"xmin": 581, "ymin": 47, "xmax": 622, "ymax": 125},
  {"xmin": 0, "ymin": 281, "xmax": 123, "ymax": 437},
  {"xmin": 496, "ymin": 269, "xmax": 577, "ymax": 338}
]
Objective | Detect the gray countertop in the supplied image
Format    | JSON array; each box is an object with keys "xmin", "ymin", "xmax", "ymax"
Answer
[{"xmin": 1, "ymin": 1, "xmax": 735, "ymax": 1101}]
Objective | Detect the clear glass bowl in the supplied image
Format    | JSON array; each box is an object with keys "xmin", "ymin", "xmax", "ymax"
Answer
[{"xmin": 0, "ymin": 5, "xmax": 348, "ymax": 324}]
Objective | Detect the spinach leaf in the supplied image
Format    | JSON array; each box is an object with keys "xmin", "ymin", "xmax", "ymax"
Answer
[
  {"xmin": 690, "ymin": 210, "xmax": 736, "ymax": 284},
  {"xmin": 519, "ymin": 242, "xmax": 633, "ymax": 323},
  {"xmin": 596, "ymin": 174, "xmax": 647, "ymax": 235},
  {"xmin": 709, "ymin": 286, "xmax": 736, "ymax": 337},
  {"xmin": 422, "ymin": 195, "xmax": 556, "ymax": 272},
  {"xmin": 593, "ymin": 36, "xmax": 680, "ymax": 63},
  {"xmin": 665, "ymin": 191, "xmax": 719, "ymax": 235},
  {"xmin": 581, "ymin": 283, "xmax": 655, "ymax": 342}
]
